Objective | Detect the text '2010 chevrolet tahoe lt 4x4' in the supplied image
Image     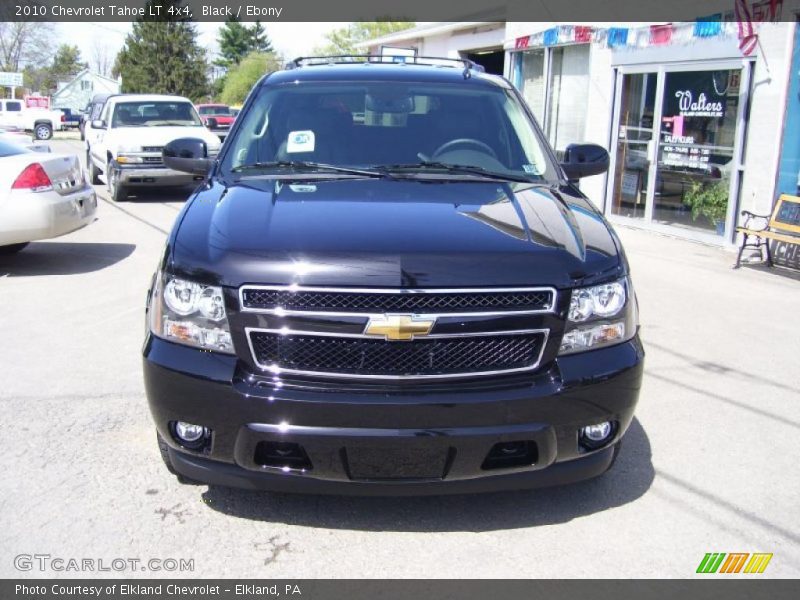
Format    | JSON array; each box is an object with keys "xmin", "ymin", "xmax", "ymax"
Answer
[{"xmin": 144, "ymin": 57, "xmax": 644, "ymax": 495}]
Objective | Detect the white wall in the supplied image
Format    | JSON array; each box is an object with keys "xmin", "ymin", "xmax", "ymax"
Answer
[
  {"xmin": 739, "ymin": 22, "xmax": 794, "ymax": 215},
  {"xmin": 365, "ymin": 24, "xmax": 505, "ymax": 58}
]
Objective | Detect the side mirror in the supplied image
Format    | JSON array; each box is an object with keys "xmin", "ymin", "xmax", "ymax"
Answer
[
  {"xmin": 560, "ymin": 143, "xmax": 610, "ymax": 180},
  {"xmin": 205, "ymin": 117, "xmax": 218, "ymax": 129},
  {"xmin": 91, "ymin": 119, "xmax": 106, "ymax": 129},
  {"xmin": 163, "ymin": 138, "xmax": 212, "ymax": 175}
]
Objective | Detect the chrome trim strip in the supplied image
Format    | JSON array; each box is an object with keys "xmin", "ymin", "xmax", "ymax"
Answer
[
  {"xmin": 238, "ymin": 284, "xmax": 558, "ymax": 316},
  {"xmin": 244, "ymin": 326, "xmax": 549, "ymax": 380}
]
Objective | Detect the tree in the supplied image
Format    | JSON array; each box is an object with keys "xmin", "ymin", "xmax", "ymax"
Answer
[
  {"xmin": 216, "ymin": 18, "xmax": 274, "ymax": 69},
  {"xmin": 91, "ymin": 40, "xmax": 117, "ymax": 78},
  {"xmin": 113, "ymin": 0, "xmax": 209, "ymax": 100},
  {"xmin": 220, "ymin": 52, "xmax": 281, "ymax": 106},
  {"xmin": 43, "ymin": 44, "xmax": 87, "ymax": 92},
  {"xmin": 314, "ymin": 22, "xmax": 415, "ymax": 56},
  {"xmin": 0, "ymin": 21, "xmax": 56, "ymax": 72},
  {"xmin": 215, "ymin": 17, "xmax": 251, "ymax": 69},
  {"xmin": 250, "ymin": 21, "xmax": 273, "ymax": 54}
]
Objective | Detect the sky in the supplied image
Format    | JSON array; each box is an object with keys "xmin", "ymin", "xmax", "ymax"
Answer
[{"xmin": 62, "ymin": 21, "xmax": 348, "ymax": 71}]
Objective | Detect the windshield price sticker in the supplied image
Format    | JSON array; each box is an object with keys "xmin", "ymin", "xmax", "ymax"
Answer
[{"xmin": 287, "ymin": 130, "xmax": 315, "ymax": 153}]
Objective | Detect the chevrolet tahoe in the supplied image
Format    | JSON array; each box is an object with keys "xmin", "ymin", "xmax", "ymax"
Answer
[{"xmin": 143, "ymin": 57, "xmax": 644, "ymax": 495}]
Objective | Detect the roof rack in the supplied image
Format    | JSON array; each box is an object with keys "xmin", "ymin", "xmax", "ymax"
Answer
[{"xmin": 285, "ymin": 55, "xmax": 486, "ymax": 78}]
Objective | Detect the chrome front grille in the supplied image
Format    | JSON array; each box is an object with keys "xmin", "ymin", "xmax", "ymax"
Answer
[
  {"xmin": 248, "ymin": 331, "xmax": 546, "ymax": 378},
  {"xmin": 240, "ymin": 286, "xmax": 554, "ymax": 314},
  {"xmin": 240, "ymin": 285, "xmax": 556, "ymax": 380}
]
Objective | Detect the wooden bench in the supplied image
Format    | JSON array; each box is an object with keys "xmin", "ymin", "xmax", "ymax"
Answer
[{"xmin": 735, "ymin": 194, "xmax": 800, "ymax": 268}]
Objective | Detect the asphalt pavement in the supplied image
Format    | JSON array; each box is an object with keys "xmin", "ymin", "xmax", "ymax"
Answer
[{"xmin": 1, "ymin": 137, "xmax": 798, "ymax": 578}]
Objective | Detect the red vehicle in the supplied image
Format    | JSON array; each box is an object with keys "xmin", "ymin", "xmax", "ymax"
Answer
[{"xmin": 196, "ymin": 104, "xmax": 236, "ymax": 140}]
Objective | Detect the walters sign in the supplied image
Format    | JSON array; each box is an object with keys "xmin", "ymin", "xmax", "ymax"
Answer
[{"xmin": 674, "ymin": 90, "xmax": 724, "ymax": 118}]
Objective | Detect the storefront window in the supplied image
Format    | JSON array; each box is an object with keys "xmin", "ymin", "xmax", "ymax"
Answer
[
  {"xmin": 546, "ymin": 45, "xmax": 590, "ymax": 152},
  {"xmin": 518, "ymin": 49, "xmax": 545, "ymax": 124}
]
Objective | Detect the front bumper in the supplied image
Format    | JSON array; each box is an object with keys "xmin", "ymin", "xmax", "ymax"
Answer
[
  {"xmin": 0, "ymin": 183, "xmax": 97, "ymax": 246},
  {"xmin": 143, "ymin": 335, "xmax": 644, "ymax": 495},
  {"xmin": 117, "ymin": 165, "xmax": 205, "ymax": 187}
]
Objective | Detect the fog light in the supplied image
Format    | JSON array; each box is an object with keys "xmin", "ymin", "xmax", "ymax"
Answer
[
  {"xmin": 174, "ymin": 421, "xmax": 205, "ymax": 443},
  {"xmin": 582, "ymin": 422, "xmax": 613, "ymax": 443}
]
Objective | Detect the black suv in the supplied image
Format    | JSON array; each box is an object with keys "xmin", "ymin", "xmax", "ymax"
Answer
[{"xmin": 144, "ymin": 57, "xmax": 643, "ymax": 495}]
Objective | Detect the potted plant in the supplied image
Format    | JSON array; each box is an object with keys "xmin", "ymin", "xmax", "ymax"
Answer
[{"xmin": 683, "ymin": 179, "xmax": 730, "ymax": 234}]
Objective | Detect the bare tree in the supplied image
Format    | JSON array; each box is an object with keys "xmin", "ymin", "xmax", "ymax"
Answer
[
  {"xmin": 0, "ymin": 21, "xmax": 56, "ymax": 72},
  {"xmin": 91, "ymin": 40, "xmax": 117, "ymax": 78}
]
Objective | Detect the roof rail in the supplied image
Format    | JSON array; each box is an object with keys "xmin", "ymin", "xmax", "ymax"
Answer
[{"xmin": 285, "ymin": 55, "xmax": 486, "ymax": 78}]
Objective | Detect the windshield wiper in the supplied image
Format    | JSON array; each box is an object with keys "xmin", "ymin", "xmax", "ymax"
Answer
[
  {"xmin": 231, "ymin": 160, "xmax": 387, "ymax": 178},
  {"xmin": 374, "ymin": 161, "xmax": 547, "ymax": 184}
]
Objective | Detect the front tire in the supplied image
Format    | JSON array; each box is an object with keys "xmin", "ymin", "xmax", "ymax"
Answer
[
  {"xmin": 34, "ymin": 122, "xmax": 53, "ymax": 140},
  {"xmin": 0, "ymin": 242, "xmax": 29, "ymax": 255},
  {"xmin": 87, "ymin": 150, "xmax": 101, "ymax": 185},
  {"xmin": 107, "ymin": 161, "xmax": 128, "ymax": 202}
]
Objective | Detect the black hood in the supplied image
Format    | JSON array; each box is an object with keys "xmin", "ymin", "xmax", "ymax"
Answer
[{"xmin": 169, "ymin": 178, "xmax": 625, "ymax": 289}]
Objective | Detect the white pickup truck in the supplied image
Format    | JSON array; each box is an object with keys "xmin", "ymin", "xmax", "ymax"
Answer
[
  {"xmin": 85, "ymin": 94, "xmax": 221, "ymax": 201},
  {"xmin": 0, "ymin": 99, "xmax": 64, "ymax": 140}
]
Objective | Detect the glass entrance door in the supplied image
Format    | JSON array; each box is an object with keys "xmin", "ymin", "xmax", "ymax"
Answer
[
  {"xmin": 653, "ymin": 69, "xmax": 741, "ymax": 235},
  {"xmin": 607, "ymin": 64, "xmax": 747, "ymax": 240},
  {"xmin": 610, "ymin": 72, "xmax": 657, "ymax": 220}
]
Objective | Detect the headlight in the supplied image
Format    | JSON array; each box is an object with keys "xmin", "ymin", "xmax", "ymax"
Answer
[
  {"xmin": 149, "ymin": 275, "xmax": 234, "ymax": 354},
  {"xmin": 568, "ymin": 280, "xmax": 626, "ymax": 322},
  {"xmin": 116, "ymin": 155, "xmax": 143, "ymax": 164},
  {"xmin": 559, "ymin": 277, "xmax": 637, "ymax": 355},
  {"xmin": 118, "ymin": 145, "xmax": 141, "ymax": 153}
]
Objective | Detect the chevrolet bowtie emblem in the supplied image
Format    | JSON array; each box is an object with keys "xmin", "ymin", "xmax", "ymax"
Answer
[{"xmin": 364, "ymin": 314, "xmax": 435, "ymax": 341}]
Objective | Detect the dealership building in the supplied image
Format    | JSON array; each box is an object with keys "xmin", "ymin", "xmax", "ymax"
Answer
[{"xmin": 362, "ymin": 16, "xmax": 800, "ymax": 250}]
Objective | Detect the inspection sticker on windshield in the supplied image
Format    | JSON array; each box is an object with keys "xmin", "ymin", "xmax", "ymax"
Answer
[
  {"xmin": 522, "ymin": 164, "xmax": 540, "ymax": 174},
  {"xmin": 287, "ymin": 130, "xmax": 315, "ymax": 153}
]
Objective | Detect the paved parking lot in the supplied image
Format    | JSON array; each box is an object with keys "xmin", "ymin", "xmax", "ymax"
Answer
[{"xmin": 1, "ymin": 138, "xmax": 798, "ymax": 578}]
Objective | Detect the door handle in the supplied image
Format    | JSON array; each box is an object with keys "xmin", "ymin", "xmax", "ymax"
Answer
[{"xmin": 647, "ymin": 139, "xmax": 657, "ymax": 163}]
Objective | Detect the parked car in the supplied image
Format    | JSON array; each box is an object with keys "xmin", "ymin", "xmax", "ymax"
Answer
[
  {"xmin": 80, "ymin": 93, "xmax": 111, "ymax": 141},
  {"xmin": 85, "ymin": 94, "xmax": 221, "ymax": 202},
  {"xmin": 196, "ymin": 103, "xmax": 236, "ymax": 141},
  {"xmin": 0, "ymin": 126, "xmax": 50, "ymax": 153},
  {"xmin": 0, "ymin": 137, "xmax": 97, "ymax": 254},
  {"xmin": 144, "ymin": 57, "xmax": 643, "ymax": 494},
  {"xmin": 56, "ymin": 107, "xmax": 81, "ymax": 129},
  {"xmin": 0, "ymin": 99, "xmax": 64, "ymax": 140}
]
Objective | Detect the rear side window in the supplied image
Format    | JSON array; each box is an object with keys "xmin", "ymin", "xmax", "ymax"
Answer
[
  {"xmin": 5, "ymin": 102, "xmax": 22, "ymax": 112},
  {"xmin": 90, "ymin": 102, "xmax": 105, "ymax": 120},
  {"xmin": 0, "ymin": 139, "xmax": 29, "ymax": 157}
]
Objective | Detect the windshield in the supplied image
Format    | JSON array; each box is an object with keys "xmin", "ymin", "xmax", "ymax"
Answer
[
  {"xmin": 220, "ymin": 81, "xmax": 558, "ymax": 181},
  {"xmin": 111, "ymin": 101, "xmax": 203, "ymax": 127},
  {"xmin": 199, "ymin": 105, "xmax": 231, "ymax": 116}
]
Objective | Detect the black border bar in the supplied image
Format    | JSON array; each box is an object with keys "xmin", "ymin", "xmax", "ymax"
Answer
[{"xmin": 1, "ymin": 0, "xmax": 799, "ymax": 22}]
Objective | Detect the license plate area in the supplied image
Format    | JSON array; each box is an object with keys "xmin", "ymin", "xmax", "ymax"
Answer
[{"xmin": 343, "ymin": 444, "xmax": 453, "ymax": 481}]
